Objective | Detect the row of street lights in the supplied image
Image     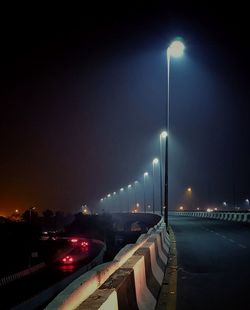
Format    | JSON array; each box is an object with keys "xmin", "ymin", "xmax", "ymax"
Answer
[
  {"xmin": 99, "ymin": 38, "xmax": 186, "ymax": 223},
  {"xmin": 99, "ymin": 139, "xmax": 167, "ymax": 214}
]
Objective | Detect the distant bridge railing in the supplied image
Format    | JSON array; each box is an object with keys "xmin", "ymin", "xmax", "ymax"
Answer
[{"xmin": 171, "ymin": 211, "xmax": 250, "ymax": 223}]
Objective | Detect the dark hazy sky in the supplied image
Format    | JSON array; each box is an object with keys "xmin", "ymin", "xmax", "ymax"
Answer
[{"xmin": 0, "ymin": 2, "xmax": 249, "ymax": 215}]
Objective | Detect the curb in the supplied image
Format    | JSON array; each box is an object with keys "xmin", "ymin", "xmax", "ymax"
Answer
[{"xmin": 156, "ymin": 226, "xmax": 177, "ymax": 310}]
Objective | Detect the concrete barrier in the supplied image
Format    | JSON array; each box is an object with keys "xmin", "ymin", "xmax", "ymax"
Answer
[{"xmin": 46, "ymin": 215, "xmax": 170, "ymax": 310}]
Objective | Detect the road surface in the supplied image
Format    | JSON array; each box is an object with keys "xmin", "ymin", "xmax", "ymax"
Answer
[
  {"xmin": 170, "ymin": 215, "xmax": 250, "ymax": 310},
  {"xmin": 0, "ymin": 240, "xmax": 103, "ymax": 309}
]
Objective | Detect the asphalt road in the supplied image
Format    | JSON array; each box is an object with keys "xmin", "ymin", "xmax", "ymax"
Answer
[
  {"xmin": 0, "ymin": 241, "xmax": 103, "ymax": 309},
  {"xmin": 169, "ymin": 215, "xmax": 250, "ymax": 310}
]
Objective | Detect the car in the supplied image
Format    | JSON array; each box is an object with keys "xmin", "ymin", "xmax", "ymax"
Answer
[{"xmin": 60, "ymin": 255, "xmax": 74, "ymax": 264}]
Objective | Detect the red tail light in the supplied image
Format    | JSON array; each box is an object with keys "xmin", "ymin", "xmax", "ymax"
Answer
[
  {"xmin": 61, "ymin": 255, "xmax": 74, "ymax": 264},
  {"xmin": 81, "ymin": 241, "xmax": 89, "ymax": 247}
]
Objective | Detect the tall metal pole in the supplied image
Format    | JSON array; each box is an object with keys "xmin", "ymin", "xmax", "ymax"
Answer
[
  {"xmin": 134, "ymin": 181, "xmax": 138, "ymax": 206},
  {"xmin": 164, "ymin": 51, "xmax": 170, "ymax": 225},
  {"xmin": 160, "ymin": 136, "xmax": 164, "ymax": 215},
  {"xmin": 133, "ymin": 184, "xmax": 136, "ymax": 208},
  {"xmin": 152, "ymin": 163, "xmax": 155, "ymax": 214},
  {"xmin": 143, "ymin": 176, "xmax": 146, "ymax": 213},
  {"xmin": 127, "ymin": 188, "xmax": 130, "ymax": 213}
]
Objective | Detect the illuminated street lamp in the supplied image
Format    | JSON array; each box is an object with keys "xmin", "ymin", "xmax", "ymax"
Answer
[
  {"xmin": 164, "ymin": 38, "xmax": 185, "ymax": 225},
  {"xmin": 134, "ymin": 180, "xmax": 139, "ymax": 207},
  {"xmin": 160, "ymin": 131, "xmax": 168, "ymax": 215},
  {"xmin": 127, "ymin": 184, "xmax": 132, "ymax": 212},
  {"xmin": 160, "ymin": 131, "xmax": 168, "ymax": 139},
  {"xmin": 143, "ymin": 172, "xmax": 149, "ymax": 213},
  {"xmin": 119, "ymin": 188, "xmax": 124, "ymax": 212},
  {"xmin": 186, "ymin": 187, "xmax": 192, "ymax": 209},
  {"xmin": 152, "ymin": 158, "xmax": 159, "ymax": 214}
]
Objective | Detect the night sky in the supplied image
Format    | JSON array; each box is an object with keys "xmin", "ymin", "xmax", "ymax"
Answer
[{"xmin": 1, "ymin": 2, "xmax": 249, "ymax": 215}]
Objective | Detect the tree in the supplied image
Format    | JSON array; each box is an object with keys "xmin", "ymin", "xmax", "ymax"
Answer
[{"xmin": 42, "ymin": 209, "xmax": 54, "ymax": 218}]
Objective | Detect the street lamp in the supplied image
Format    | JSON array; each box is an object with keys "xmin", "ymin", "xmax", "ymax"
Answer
[
  {"xmin": 152, "ymin": 158, "xmax": 159, "ymax": 214},
  {"xmin": 120, "ymin": 188, "xmax": 124, "ymax": 212},
  {"xmin": 133, "ymin": 181, "xmax": 139, "ymax": 208},
  {"xmin": 186, "ymin": 187, "xmax": 192, "ymax": 209},
  {"xmin": 143, "ymin": 172, "xmax": 149, "ymax": 213},
  {"xmin": 164, "ymin": 38, "xmax": 185, "ymax": 225},
  {"xmin": 29, "ymin": 206, "xmax": 36, "ymax": 224},
  {"xmin": 160, "ymin": 131, "xmax": 167, "ymax": 215},
  {"xmin": 127, "ymin": 184, "xmax": 132, "ymax": 212}
]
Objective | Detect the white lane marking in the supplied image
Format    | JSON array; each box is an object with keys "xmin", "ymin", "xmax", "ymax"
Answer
[
  {"xmin": 238, "ymin": 244, "xmax": 247, "ymax": 249},
  {"xmin": 201, "ymin": 225, "xmax": 248, "ymax": 249}
]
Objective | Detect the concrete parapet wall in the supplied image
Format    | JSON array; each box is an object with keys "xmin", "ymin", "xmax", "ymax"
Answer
[{"xmin": 46, "ymin": 215, "xmax": 170, "ymax": 310}]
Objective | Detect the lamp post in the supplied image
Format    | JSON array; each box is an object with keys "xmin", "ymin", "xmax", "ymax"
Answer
[
  {"xmin": 28, "ymin": 206, "xmax": 36, "ymax": 267},
  {"xmin": 186, "ymin": 187, "xmax": 192, "ymax": 210},
  {"xmin": 127, "ymin": 184, "xmax": 132, "ymax": 212},
  {"xmin": 160, "ymin": 130, "xmax": 167, "ymax": 216},
  {"xmin": 107, "ymin": 194, "xmax": 111, "ymax": 213},
  {"xmin": 152, "ymin": 158, "xmax": 159, "ymax": 214},
  {"xmin": 29, "ymin": 206, "xmax": 36, "ymax": 224},
  {"xmin": 143, "ymin": 172, "xmax": 149, "ymax": 213},
  {"xmin": 134, "ymin": 181, "xmax": 139, "ymax": 208},
  {"xmin": 113, "ymin": 192, "xmax": 116, "ymax": 212},
  {"xmin": 164, "ymin": 38, "xmax": 185, "ymax": 225},
  {"xmin": 120, "ymin": 188, "xmax": 124, "ymax": 212}
]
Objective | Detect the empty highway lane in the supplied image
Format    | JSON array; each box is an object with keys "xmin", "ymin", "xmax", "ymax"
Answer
[{"xmin": 169, "ymin": 215, "xmax": 250, "ymax": 310}]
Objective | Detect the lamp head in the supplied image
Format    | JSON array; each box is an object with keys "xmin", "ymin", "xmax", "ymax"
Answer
[
  {"xmin": 168, "ymin": 39, "xmax": 185, "ymax": 58},
  {"xmin": 160, "ymin": 131, "xmax": 168, "ymax": 139},
  {"xmin": 153, "ymin": 158, "xmax": 159, "ymax": 165}
]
